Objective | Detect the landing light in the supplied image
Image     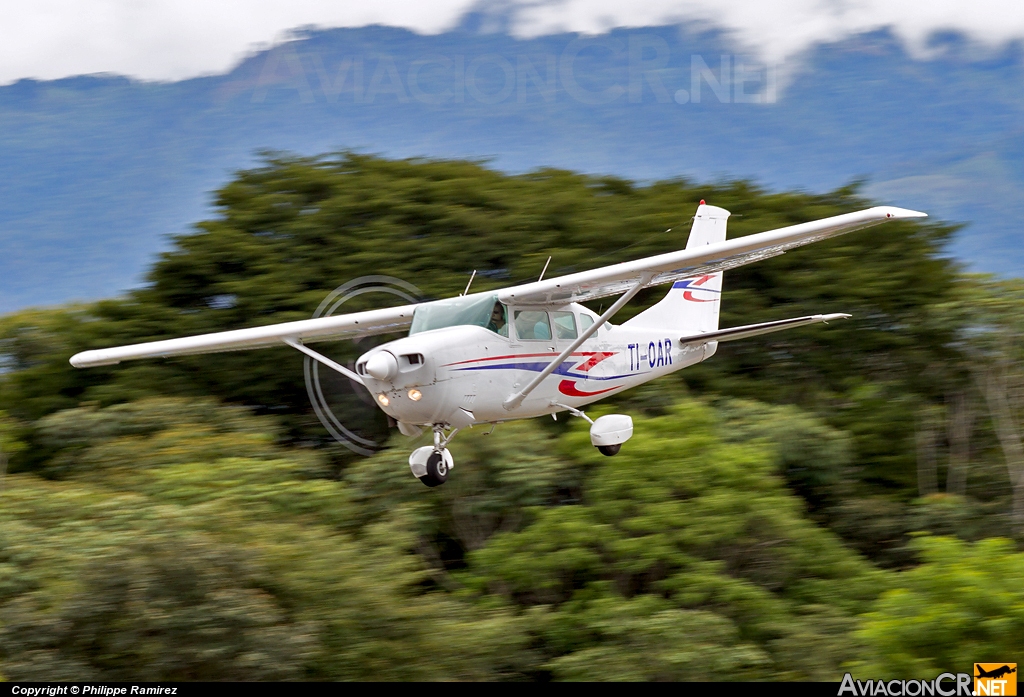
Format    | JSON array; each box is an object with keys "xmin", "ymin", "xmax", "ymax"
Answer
[
  {"xmin": 408, "ymin": 389, "xmax": 422, "ymax": 402},
  {"xmin": 377, "ymin": 394, "xmax": 390, "ymax": 407}
]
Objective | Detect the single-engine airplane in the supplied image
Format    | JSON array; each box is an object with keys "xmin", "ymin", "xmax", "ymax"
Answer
[{"xmin": 71, "ymin": 202, "xmax": 926, "ymax": 487}]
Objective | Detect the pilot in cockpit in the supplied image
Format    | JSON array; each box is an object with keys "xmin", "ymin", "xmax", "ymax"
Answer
[{"xmin": 487, "ymin": 302, "xmax": 508, "ymax": 337}]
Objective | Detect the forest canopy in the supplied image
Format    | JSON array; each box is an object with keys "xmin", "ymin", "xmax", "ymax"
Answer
[{"xmin": 1, "ymin": 152, "xmax": 1022, "ymax": 680}]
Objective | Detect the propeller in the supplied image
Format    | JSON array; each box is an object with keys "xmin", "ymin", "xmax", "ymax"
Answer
[{"xmin": 304, "ymin": 275, "xmax": 422, "ymax": 455}]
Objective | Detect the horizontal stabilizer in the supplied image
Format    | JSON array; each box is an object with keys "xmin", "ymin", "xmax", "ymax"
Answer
[{"xmin": 678, "ymin": 313, "xmax": 851, "ymax": 346}]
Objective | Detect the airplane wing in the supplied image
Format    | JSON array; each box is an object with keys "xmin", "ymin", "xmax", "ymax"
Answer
[
  {"xmin": 498, "ymin": 205, "xmax": 926, "ymax": 305},
  {"xmin": 70, "ymin": 303, "xmax": 417, "ymax": 368},
  {"xmin": 71, "ymin": 204, "xmax": 924, "ymax": 369}
]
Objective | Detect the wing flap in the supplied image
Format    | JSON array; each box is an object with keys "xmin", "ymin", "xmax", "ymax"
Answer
[
  {"xmin": 499, "ymin": 206, "xmax": 925, "ymax": 305},
  {"xmin": 69, "ymin": 303, "xmax": 417, "ymax": 368}
]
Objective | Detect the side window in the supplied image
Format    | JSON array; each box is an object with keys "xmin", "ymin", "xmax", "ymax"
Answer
[
  {"xmin": 551, "ymin": 311, "xmax": 578, "ymax": 340},
  {"xmin": 514, "ymin": 310, "xmax": 551, "ymax": 341},
  {"xmin": 579, "ymin": 314, "xmax": 595, "ymax": 333}
]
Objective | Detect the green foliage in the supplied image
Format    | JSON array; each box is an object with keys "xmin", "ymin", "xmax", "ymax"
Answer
[
  {"xmin": 539, "ymin": 598, "xmax": 771, "ymax": 681},
  {"xmin": 1, "ymin": 152, "xmax": 1018, "ymax": 681},
  {"xmin": 32, "ymin": 397, "xmax": 303, "ymax": 479},
  {"xmin": 0, "ymin": 411, "xmax": 25, "ymax": 457},
  {"xmin": 0, "ymin": 532, "xmax": 318, "ymax": 681},
  {"xmin": 854, "ymin": 536, "xmax": 1024, "ymax": 676},
  {"xmin": 0, "ymin": 153, "xmax": 962, "ymax": 488},
  {"xmin": 4, "ymin": 386, "xmax": 1023, "ymax": 681},
  {"xmin": 907, "ymin": 495, "xmax": 999, "ymax": 542},
  {"xmin": 343, "ymin": 399, "xmax": 888, "ymax": 679},
  {"xmin": 715, "ymin": 399, "xmax": 853, "ymax": 514},
  {"xmin": 0, "ymin": 399, "xmax": 532, "ymax": 681},
  {"xmin": 345, "ymin": 419, "xmax": 585, "ymax": 556},
  {"xmin": 0, "ymin": 394, "xmax": 894, "ymax": 680}
]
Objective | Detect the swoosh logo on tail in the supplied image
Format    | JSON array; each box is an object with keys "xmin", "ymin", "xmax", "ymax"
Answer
[{"xmin": 674, "ymin": 275, "xmax": 720, "ymax": 303}]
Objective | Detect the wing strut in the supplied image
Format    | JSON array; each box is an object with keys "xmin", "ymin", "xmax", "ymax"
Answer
[
  {"xmin": 283, "ymin": 338, "xmax": 364, "ymax": 385},
  {"xmin": 502, "ymin": 273, "xmax": 652, "ymax": 411}
]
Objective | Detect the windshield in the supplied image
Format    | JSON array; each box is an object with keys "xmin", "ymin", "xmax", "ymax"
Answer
[{"xmin": 410, "ymin": 294, "xmax": 506, "ymax": 335}]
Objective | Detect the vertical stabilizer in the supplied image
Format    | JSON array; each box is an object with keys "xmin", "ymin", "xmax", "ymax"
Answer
[{"xmin": 626, "ymin": 202, "xmax": 730, "ymax": 334}]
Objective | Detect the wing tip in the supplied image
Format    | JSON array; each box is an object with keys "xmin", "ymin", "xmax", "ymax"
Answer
[
  {"xmin": 69, "ymin": 351, "xmax": 120, "ymax": 368},
  {"xmin": 878, "ymin": 206, "xmax": 928, "ymax": 219}
]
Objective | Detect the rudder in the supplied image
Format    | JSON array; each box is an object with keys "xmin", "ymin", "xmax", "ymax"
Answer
[{"xmin": 626, "ymin": 201, "xmax": 729, "ymax": 334}]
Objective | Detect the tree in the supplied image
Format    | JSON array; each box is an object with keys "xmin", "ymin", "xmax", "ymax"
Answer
[
  {"xmin": 855, "ymin": 536, "xmax": 1024, "ymax": 676},
  {"xmin": 2, "ymin": 153, "xmax": 963, "ymax": 492},
  {"xmin": 0, "ymin": 534, "xmax": 319, "ymax": 681},
  {"xmin": 348, "ymin": 398, "xmax": 890, "ymax": 679},
  {"xmin": 955, "ymin": 277, "xmax": 1024, "ymax": 536},
  {"xmin": 0, "ymin": 396, "xmax": 533, "ymax": 681},
  {"xmin": 0, "ymin": 410, "xmax": 25, "ymax": 491}
]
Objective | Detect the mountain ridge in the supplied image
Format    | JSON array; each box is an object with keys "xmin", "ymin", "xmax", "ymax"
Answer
[{"xmin": 1, "ymin": 23, "xmax": 1022, "ymax": 313}]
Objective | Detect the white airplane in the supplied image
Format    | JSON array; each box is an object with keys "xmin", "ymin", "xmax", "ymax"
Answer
[{"xmin": 71, "ymin": 202, "xmax": 926, "ymax": 487}]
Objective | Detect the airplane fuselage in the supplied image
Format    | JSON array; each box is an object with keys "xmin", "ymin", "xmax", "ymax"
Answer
[{"xmin": 356, "ymin": 302, "xmax": 717, "ymax": 427}]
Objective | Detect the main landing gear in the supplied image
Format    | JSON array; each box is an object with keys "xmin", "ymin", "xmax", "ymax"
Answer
[
  {"xmin": 408, "ymin": 425, "xmax": 459, "ymax": 487},
  {"xmin": 407, "ymin": 409, "xmax": 636, "ymax": 486},
  {"xmin": 552, "ymin": 403, "xmax": 634, "ymax": 458},
  {"xmin": 590, "ymin": 414, "xmax": 633, "ymax": 456}
]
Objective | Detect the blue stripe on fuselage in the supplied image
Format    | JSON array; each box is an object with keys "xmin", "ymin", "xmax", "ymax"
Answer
[{"xmin": 453, "ymin": 361, "xmax": 635, "ymax": 381}]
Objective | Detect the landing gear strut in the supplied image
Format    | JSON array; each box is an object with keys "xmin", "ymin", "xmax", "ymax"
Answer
[{"xmin": 552, "ymin": 403, "xmax": 633, "ymax": 458}]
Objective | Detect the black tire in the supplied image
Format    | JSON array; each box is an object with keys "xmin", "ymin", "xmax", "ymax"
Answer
[
  {"xmin": 597, "ymin": 444, "xmax": 621, "ymax": 457},
  {"xmin": 418, "ymin": 451, "xmax": 450, "ymax": 487}
]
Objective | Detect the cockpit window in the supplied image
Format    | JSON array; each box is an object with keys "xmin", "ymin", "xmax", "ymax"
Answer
[
  {"xmin": 551, "ymin": 311, "xmax": 578, "ymax": 340},
  {"xmin": 514, "ymin": 310, "xmax": 552, "ymax": 340},
  {"xmin": 410, "ymin": 294, "xmax": 508, "ymax": 336}
]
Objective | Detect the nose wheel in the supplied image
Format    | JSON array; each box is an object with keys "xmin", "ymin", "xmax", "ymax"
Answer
[
  {"xmin": 421, "ymin": 451, "xmax": 450, "ymax": 487},
  {"xmin": 407, "ymin": 424, "xmax": 462, "ymax": 487},
  {"xmin": 408, "ymin": 445, "xmax": 455, "ymax": 487}
]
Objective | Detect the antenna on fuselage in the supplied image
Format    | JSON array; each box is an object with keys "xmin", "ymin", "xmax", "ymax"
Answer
[
  {"xmin": 538, "ymin": 256, "xmax": 552, "ymax": 282},
  {"xmin": 461, "ymin": 270, "xmax": 477, "ymax": 296}
]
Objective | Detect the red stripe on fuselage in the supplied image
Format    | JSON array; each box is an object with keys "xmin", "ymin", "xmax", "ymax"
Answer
[
  {"xmin": 558, "ymin": 380, "xmax": 620, "ymax": 397},
  {"xmin": 575, "ymin": 351, "xmax": 616, "ymax": 372}
]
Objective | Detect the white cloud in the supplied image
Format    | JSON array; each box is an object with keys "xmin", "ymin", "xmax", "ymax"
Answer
[
  {"xmin": 507, "ymin": 0, "xmax": 1024, "ymax": 63},
  {"xmin": 0, "ymin": 1, "xmax": 475, "ymax": 84},
  {"xmin": 3, "ymin": 1, "xmax": 1024, "ymax": 85}
]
